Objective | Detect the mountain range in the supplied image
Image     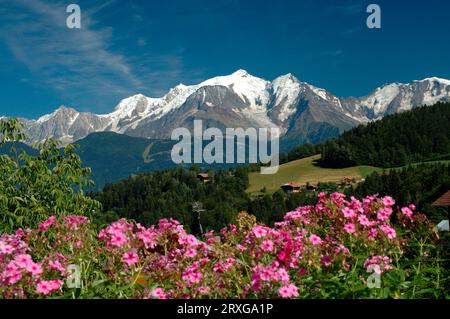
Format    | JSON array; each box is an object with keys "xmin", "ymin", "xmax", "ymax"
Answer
[{"xmin": 11, "ymin": 70, "xmax": 450, "ymax": 149}]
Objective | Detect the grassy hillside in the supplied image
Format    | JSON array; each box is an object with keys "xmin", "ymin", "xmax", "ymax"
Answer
[{"xmin": 248, "ymin": 154, "xmax": 381, "ymax": 193}]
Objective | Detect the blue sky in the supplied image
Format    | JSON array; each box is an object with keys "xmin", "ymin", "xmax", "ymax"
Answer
[{"xmin": 0, "ymin": 0, "xmax": 449, "ymax": 118}]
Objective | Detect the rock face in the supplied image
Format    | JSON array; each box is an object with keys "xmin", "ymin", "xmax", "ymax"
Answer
[{"xmin": 11, "ymin": 70, "xmax": 450, "ymax": 147}]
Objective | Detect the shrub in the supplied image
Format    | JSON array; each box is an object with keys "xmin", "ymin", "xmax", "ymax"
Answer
[
  {"xmin": 0, "ymin": 193, "xmax": 447, "ymax": 299},
  {"xmin": 0, "ymin": 118, "xmax": 101, "ymax": 233}
]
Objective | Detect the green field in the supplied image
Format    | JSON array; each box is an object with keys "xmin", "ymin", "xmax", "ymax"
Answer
[
  {"xmin": 391, "ymin": 160, "xmax": 450, "ymax": 171},
  {"xmin": 247, "ymin": 155, "xmax": 381, "ymax": 193}
]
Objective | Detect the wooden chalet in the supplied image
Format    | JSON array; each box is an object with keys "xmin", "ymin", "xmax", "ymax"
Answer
[
  {"xmin": 432, "ymin": 189, "xmax": 450, "ymax": 221},
  {"xmin": 197, "ymin": 173, "xmax": 210, "ymax": 183},
  {"xmin": 281, "ymin": 182, "xmax": 301, "ymax": 194}
]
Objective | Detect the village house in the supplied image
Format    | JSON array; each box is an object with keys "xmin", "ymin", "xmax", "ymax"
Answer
[
  {"xmin": 432, "ymin": 189, "xmax": 450, "ymax": 232},
  {"xmin": 197, "ymin": 173, "xmax": 210, "ymax": 183},
  {"xmin": 281, "ymin": 182, "xmax": 301, "ymax": 194}
]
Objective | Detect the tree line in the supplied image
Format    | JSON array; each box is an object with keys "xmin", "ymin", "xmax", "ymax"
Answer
[{"xmin": 320, "ymin": 102, "xmax": 450, "ymax": 168}]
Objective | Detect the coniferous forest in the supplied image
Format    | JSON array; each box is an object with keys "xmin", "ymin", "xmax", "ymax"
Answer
[{"xmin": 320, "ymin": 102, "xmax": 450, "ymax": 168}]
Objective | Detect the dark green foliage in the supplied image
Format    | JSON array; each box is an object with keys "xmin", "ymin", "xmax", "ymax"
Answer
[
  {"xmin": 320, "ymin": 102, "xmax": 450, "ymax": 168},
  {"xmin": 92, "ymin": 166, "xmax": 251, "ymax": 233},
  {"xmin": 279, "ymin": 143, "xmax": 322, "ymax": 164},
  {"xmin": 0, "ymin": 118, "xmax": 101, "ymax": 233},
  {"xmin": 75, "ymin": 132, "xmax": 177, "ymax": 190},
  {"xmin": 349, "ymin": 163, "xmax": 450, "ymax": 221},
  {"xmin": 92, "ymin": 164, "xmax": 337, "ymax": 233}
]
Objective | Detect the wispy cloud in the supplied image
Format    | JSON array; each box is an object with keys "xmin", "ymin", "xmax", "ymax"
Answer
[
  {"xmin": 0, "ymin": 0, "xmax": 201, "ymax": 113},
  {"xmin": 330, "ymin": 2, "xmax": 365, "ymax": 15}
]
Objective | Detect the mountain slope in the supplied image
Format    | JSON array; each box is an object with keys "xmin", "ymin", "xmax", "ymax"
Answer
[
  {"xmin": 75, "ymin": 132, "xmax": 176, "ymax": 189},
  {"xmin": 9, "ymin": 71, "xmax": 450, "ymax": 148},
  {"xmin": 321, "ymin": 102, "xmax": 450, "ymax": 168}
]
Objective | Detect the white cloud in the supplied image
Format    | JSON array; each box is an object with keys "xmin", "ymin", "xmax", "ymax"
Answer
[{"xmin": 0, "ymin": 0, "xmax": 201, "ymax": 113}]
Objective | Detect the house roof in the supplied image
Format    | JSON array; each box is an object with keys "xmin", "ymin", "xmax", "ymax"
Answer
[
  {"xmin": 197, "ymin": 173, "xmax": 209, "ymax": 178},
  {"xmin": 432, "ymin": 190, "xmax": 450, "ymax": 207},
  {"xmin": 282, "ymin": 182, "xmax": 301, "ymax": 188}
]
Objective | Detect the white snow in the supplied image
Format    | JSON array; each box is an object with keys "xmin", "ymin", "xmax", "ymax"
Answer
[
  {"xmin": 308, "ymin": 84, "xmax": 329, "ymax": 101},
  {"xmin": 199, "ymin": 69, "xmax": 271, "ymax": 111},
  {"xmin": 419, "ymin": 77, "xmax": 450, "ymax": 86},
  {"xmin": 19, "ymin": 71, "xmax": 450, "ymax": 145},
  {"xmin": 271, "ymin": 74, "xmax": 302, "ymax": 122},
  {"xmin": 360, "ymin": 83, "xmax": 401, "ymax": 115},
  {"xmin": 422, "ymin": 80, "xmax": 450, "ymax": 106}
]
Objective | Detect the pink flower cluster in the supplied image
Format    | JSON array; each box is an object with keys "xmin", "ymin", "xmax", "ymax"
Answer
[
  {"xmin": 0, "ymin": 215, "xmax": 91, "ymax": 298},
  {"xmin": 0, "ymin": 235, "xmax": 65, "ymax": 297},
  {"xmin": 1, "ymin": 193, "xmax": 425, "ymax": 299},
  {"xmin": 363, "ymin": 256, "xmax": 393, "ymax": 274}
]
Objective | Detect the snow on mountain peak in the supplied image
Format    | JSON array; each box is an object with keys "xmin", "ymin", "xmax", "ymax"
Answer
[
  {"xmin": 231, "ymin": 69, "xmax": 250, "ymax": 77},
  {"xmin": 14, "ymin": 71, "xmax": 450, "ymax": 146},
  {"xmin": 359, "ymin": 83, "xmax": 401, "ymax": 115},
  {"xmin": 35, "ymin": 105, "xmax": 76, "ymax": 123},
  {"xmin": 199, "ymin": 70, "xmax": 270, "ymax": 110},
  {"xmin": 417, "ymin": 77, "xmax": 450, "ymax": 86},
  {"xmin": 112, "ymin": 94, "xmax": 150, "ymax": 114},
  {"xmin": 271, "ymin": 74, "xmax": 303, "ymax": 122}
]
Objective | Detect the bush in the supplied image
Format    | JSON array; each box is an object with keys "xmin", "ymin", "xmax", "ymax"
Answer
[
  {"xmin": 1, "ymin": 193, "xmax": 447, "ymax": 299},
  {"xmin": 0, "ymin": 118, "xmax": 101, "ymax": 233}
]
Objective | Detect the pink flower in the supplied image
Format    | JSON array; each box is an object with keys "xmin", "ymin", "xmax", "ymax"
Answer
[
  {"xmin": 36, "ymin": 282, "xmax": 51, "ymax": 295},
  {"xmin": 401, "ymin": 207, "xmax": 413, "ymax": 219},
  {"xmin": 110, "ymin": 231, "xmax": 127, "ymax": 247},
  {"xmin": 364, "ymin": 256, "xmax": 393, "ymax": 274},
  {"xmin": 198, "ymin": 287, "xmax": 210, "ymax": 294},
  {"xmin": 321, "ymin": 256, "xmax": 332, "ymax": 267},
  {"xmin": 122, "ymin": 251, "xmax": 139, "ymax": 266},
  {"xmin": 189, "ymin": 272, "xmax": 202, "ymax": 284},
  {"xmin": 186, "ymin": 235, "xmax": 199, "ymax": 246},
  {"xmin": 277, "ymin": 268, "xmax": 290, "ymax": 282},
  {"xmin": 382, "ymin": 196, "xmax": 395, "ymax": 206},
  {"xmin": 278, "ymin": 284, "xmax": 299, "ymax": 298},
  {"xmin": 379, "ymin": 225, "xmax": 396, "ymax": 239},
  {"xmin": 368, "ymin": 228, "xmax": 378, "ymax": 239},
  {"xmin": 65, "ymin": 215, "xmax": 89, "ymax": 230},
  {"xmin": 36, "ymin": 279, "xmax": 62, "ymax": 295},
  {"xmin": 342, "ymin": 207, "xmax": 356, "ymax": 219},
  {"xmin": 377, "ymin": 208, "xmax": 392, "ymax": 221},
  {"xmin": 48, "ymin": 260, "xmax": 66, "ymax": 275},
  {"xmin": 358, "ymin": 215, "xmax": 371, "ymax": 227},
  {"xmin": 26, "ymin": 262, "xmax": 43, "ymax": 276},
  {"xmin": 15, "ymin": 228, "xmax": 25, "ymax": 238},
  {"xmin": 3, "ymin": 262, "xmax": 22, "ymax": 284},
  {"xmin": 309, "ymin": 234, "xmax": 322, "ymax": 246},
  {"xmin": 252, "ymin": 225, "xmax": 268, "ymax": 238},
  {"xmin": 182, "ymin": 268, "xmax": 203, "ymax": 284},
  {"xmin": 138, "ymin": 230, "xmax": 157, "ymax": 249},
  {"xmin": 151, "ymin": 288, "xmax": 168, "ymax": 299},
  {"xmin": 344, "ymin": 223, "xmax": 356, "ymax": 234},
  {"xmin": 13, "ymin": 254, "xmax": 33, "ymax": 268},
  {"xmin": 261, "ymin": 239, "xmax": 274, "ymax": 252},
  {"xmin": 185, "ymin": 248, "xmax": 197, "ymax": 258},
  {"xmin": 0, "ymin": 242, "xmax": 14, "ymax": 255},
  {"xmin": 38, "ymin": 216, "xmax": 56, "ymax": 232}
]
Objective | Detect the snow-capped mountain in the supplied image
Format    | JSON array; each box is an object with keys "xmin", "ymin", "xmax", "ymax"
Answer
[
  {"xmin": 341, "ymin": 77, "xmax": 450, "ymax": 122},
  {"xmin": 11, "ymin": 70, "xmax": 450, "ymax": 147}
]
